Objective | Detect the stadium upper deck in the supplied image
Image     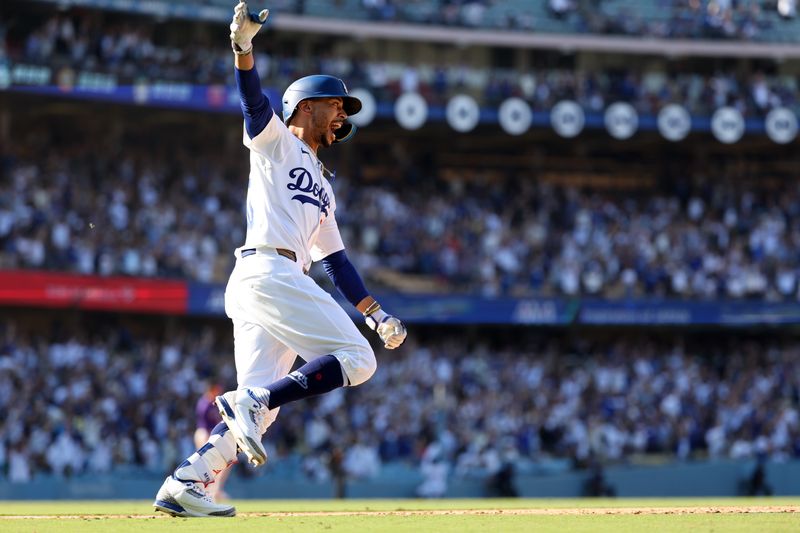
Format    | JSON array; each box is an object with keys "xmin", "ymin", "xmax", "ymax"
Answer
[{"xmin": 22, "ymin": 0, "xmax": 800, "ymax": 44}]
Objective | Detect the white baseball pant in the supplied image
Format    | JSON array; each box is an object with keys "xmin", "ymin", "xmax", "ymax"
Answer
[{"xmin": 224, "ymin": 248, "xmax": 377, "ymax": 430}]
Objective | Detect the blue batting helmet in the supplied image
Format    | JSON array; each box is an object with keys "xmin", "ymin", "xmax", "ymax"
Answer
[{"xmin": 282, "ymin": 75, "xmax": 362, "ymax": 143}]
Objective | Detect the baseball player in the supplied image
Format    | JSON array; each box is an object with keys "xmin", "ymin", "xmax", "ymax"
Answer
[{"xmin": 154, "ymin": 2, "xmax": 407, "ymax": 518}]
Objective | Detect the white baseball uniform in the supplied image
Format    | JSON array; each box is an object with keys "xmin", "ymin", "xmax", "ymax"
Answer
[
  {"xmin": 152, "ymin": 8, "xmax": 391, "ymax": 518},
  {"xmin": 224, "ymin": 112, "xmax": 376, "ymax": 431}
]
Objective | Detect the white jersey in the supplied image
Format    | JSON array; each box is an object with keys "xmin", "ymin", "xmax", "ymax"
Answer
[{"xmin": 241, "ymin": 113, "xmax": 345, "ymax": 270}]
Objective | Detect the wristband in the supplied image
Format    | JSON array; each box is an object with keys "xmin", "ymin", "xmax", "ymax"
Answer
[
  {"xmin": 232, "ymin": 42, "xmax": 252, "ymax": 55},
  {"xmin": 365, "ymin": 308, "xmax": 387, "ymax": 331},
  {"xmin": 363, "ymin": 301, "xmax": 382, "ymax": 317},
  {"xmin": 369, "ymin": 309, "xmax": 387, "ymax": 322}
]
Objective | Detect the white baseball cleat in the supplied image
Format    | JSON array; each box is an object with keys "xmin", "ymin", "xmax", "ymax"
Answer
[
  {"xmin": 153, "ymin": 476, "xmax": 236, "ymax": 518},
  {"xmin": 216, "ymin": 388, "xmax": 269, "ymax": 467}
]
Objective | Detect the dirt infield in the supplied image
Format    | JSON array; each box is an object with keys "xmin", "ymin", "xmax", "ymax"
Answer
[{"xmin": 3, "ymin": 506, "xmax": 799, "ymax": 519}]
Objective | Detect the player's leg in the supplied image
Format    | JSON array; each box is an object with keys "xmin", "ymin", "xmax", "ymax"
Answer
[
  {"xmin": 215, "ymin": 318, "xmax": 297, "ymax": 466},
  {"xmin": 173, "ymin": 420, "xmax": 237, "ymax": 487},
  {"xmin": 154, "ymin": 321, "xmax": 293, "ymax": 516},
  {"xmin": 155, "ymin": 318, "xmax": 295, "ymax": 515},
  {"xmin": 211, "ymin": 465, "xmax": 232, "ymax": 501},
  {"xmin": 223, "ymin": 265, "xmax": 376, "ymax": 465},
  {"xmin": 250, "ymin": 261, "xmax": 377, "ymax": 388},
  {"xmin": 191, "ymin": 427, "xmax": 229, "ymax": 501},
  {"xmin": 153, "ymin": 421, "xmax": 237, "ymax": 517},
  {"xmin": 186, "ymin": 426, "xmax": 229, "ymax": 501}
]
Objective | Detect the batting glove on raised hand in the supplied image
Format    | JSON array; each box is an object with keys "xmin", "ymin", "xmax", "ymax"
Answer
[
  {"xmin": 230, "ymin": 1, "xmax": 269, "ymax": 55},
  {"xmin": 365, "ymin": 309, "xmax": 407, "ymax": 350}
]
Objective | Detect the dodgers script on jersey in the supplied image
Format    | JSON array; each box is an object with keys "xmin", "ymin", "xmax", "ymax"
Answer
[{"xmin": 241, "ymin": 113, "xmax": 344, "ymax": 270}]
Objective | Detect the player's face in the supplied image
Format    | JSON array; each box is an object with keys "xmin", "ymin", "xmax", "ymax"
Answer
[{"xmin": 310, "ymin": 98, "xmax": 347, "ymax": 148}]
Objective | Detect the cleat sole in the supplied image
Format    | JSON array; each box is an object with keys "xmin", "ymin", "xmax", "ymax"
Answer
[
  {"xmin": 154, "ymin": 499, "xmax": 188, "ymax": 517},
  {"xmin": 154, "ymin": 498, "xmax": 235, "ymax": 518},
  {"xmin": 246, "ymin": 437, "xmax": 267, "ymax": 466}
]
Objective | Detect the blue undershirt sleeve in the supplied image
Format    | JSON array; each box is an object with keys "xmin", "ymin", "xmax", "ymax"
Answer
[
  {"xmin": 322, "ymin": 250, "xmax": 370, "ymax": 308},
  {"xmin": 235, "ymin": 66, "xmax": 274, "ymax": 139}
]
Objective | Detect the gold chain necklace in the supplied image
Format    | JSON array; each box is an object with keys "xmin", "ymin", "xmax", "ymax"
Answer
[{"xmin": 297, "ymin": 137, "xmax": 336, "ymax": 181}]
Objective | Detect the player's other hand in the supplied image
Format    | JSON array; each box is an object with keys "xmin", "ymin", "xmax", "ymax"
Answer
[
  {"xmin": 366, "ymin": 311, "xmax": 407, "ymax": 350},
  {"xmin": 230, "ymin": 2, "xmax": 269, "ymax": 55}
]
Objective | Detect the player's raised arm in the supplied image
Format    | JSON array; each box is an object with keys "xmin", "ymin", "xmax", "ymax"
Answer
[{"xmin": 230, "ymin": 2, "xmax": 271, "ymax": 138}]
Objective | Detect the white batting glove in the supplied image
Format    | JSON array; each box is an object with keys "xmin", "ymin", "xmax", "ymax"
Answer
[
  {"xmin": 365, "ymin": 309, "xmax": 407, "ymax": 350},
  {"xmin": 230, "ymin": 1, "xmax": 269, "ymax": 55}
]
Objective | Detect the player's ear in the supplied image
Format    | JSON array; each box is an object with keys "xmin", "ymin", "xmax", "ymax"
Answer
[{"xmin": 297, "ymin": 100, "xmax": 314, "ymax": 116}]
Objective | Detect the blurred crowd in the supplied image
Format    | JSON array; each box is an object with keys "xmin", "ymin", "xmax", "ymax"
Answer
[
  {"xmin": 13, "ymin": 12, "xmax": 231, "ymax": 85},
  {"xmin": 4, "ymin": 139, "xmax": 800, "ymax": 301},
  {"xmin": 342, "ymin": 176, "xmax": 800, "ymax": 300},
  {"xmin": 1, "ymin": 320, "xmax": 799, "ymax": 490},
  {"xmin": 0, "ymin": 146, "xmax": 243, "ymax": 283},
  {"xmin": 4, "ymin": 0, "xmax": 800, "ymax": 55},
  {"xmin": 0, "ymin": 319, "xmax": 236, "ymax": 483},
  {"xmin": 541, "ymin": 0, "xmax": 796, "ymax": 41},
  {"xmin": 4, "ymin": 10, "xmax": 800, "ymax": 116},
  {"xmin": 359, "ymin": 0, "xmax": 798, "ymax": 40},
  {"xmin": 216, "ymin": 0, "xmax": 800, "ymax": 40}
]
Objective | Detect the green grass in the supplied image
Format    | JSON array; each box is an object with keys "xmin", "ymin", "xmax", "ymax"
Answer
[{"xmin": 0, "ymin": 498, "xmax": 797, "ymax": 533}]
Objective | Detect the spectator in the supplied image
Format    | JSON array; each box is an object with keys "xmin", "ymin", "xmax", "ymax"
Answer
[
  {"xmin": 6, "ymin": 9, "xmax": 799, "ymax": 117},
  {"xmin": 2, "ymin": 318, "xmax": 800, "ymax": 481},
  {"xmin": 416, "ymin": 442, "xmax": 450, "ymax": 498}
]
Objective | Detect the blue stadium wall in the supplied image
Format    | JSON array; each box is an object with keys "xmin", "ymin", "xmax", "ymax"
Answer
[{"xmin": 0, "ymin": 460, "xmax": 797, "ymax": 499}]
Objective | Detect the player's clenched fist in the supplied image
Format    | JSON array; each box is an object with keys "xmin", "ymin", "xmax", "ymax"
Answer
[
  {"xmin": 230, "ymin": 2, "xmax": 269, "ymax": 55},
  {"xmin": 366, "ymin": 310, "xmax": 407, "ymax": 350}
]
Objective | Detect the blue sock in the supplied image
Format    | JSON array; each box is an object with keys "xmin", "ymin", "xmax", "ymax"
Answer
[{"xmin": 267, "ymin": 355, "xmax": 344, "ymax": 409}]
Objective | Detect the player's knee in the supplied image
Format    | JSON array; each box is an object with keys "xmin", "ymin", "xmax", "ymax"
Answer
[
  {"xmin": 347, "ymin": 359, "xmax": 376, "ymax": 387},
  {"xmin": 352, "ymin": 351, "xmax": 377, "ymax": 386},
  {"xmin": 335, "ymin": 344, "xmax": 376, "ymax": 387}
]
